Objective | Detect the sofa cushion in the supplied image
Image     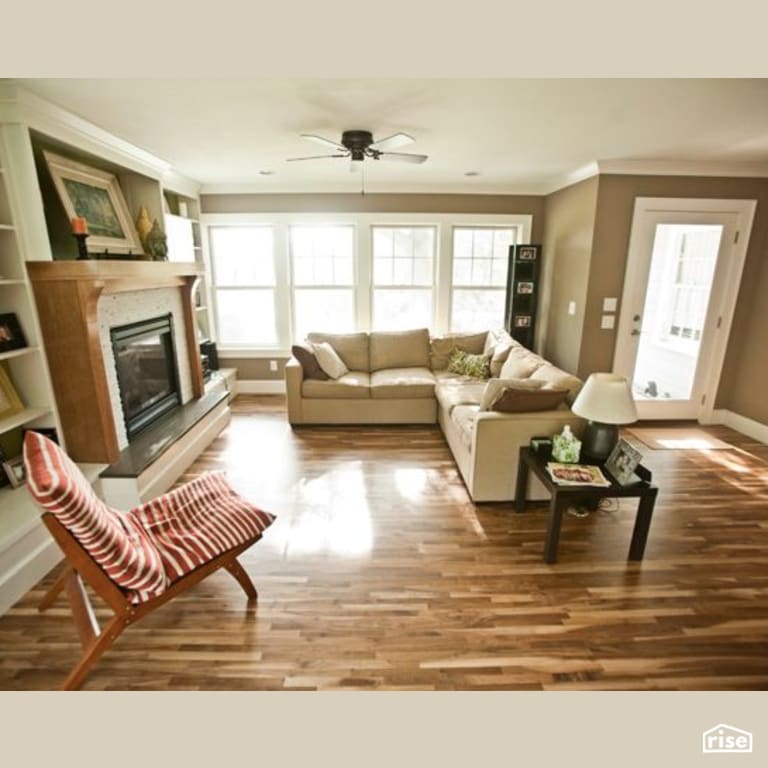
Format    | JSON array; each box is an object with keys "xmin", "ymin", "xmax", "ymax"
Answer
[
  {"xmin": 307, "ymin": 332, "xmax": 369, "ymax": 372},
  {"xmin": 487, "ymin": 386, "xmax": 570, "ymax": 413},
  {"xmin": 312, "ymin": 341, "xmax": 349, "ymax": 379},
  {"xmin": 302, "ymin": 371, "xmax": 371, "ymax": 398},
  {"xmin": 292, "ymin": 343, "xmax": 330, "ymax": 381},
  {"xmin": 530, "ymin": 364, "xmax": 583, "ymax": 403},
  {"xmin": 447, "ymin": 349, "xmax": 491, "ymax": 379},
  {"xmin": 499, "ymin": 347, "xmax": 545, "ymax": 379},
  {"xmin": 435, "ymin": 380, "xmax": 486, "ymax": 412},
  {"xmin": 450, "ymin": 405, "xmax": 480, "ymax": 450},
  {"xmin": 369, "ymin": 328, "xmax": 430, "ymax": 371},
  {"xmin": 370, "ymin": 367, "xmax": 436, "ymax": 399},
  {"xmin": 430, "ymin": 331, "xmax": 488, "ymax": 370},
  {"xmin": 479, "ymin": 377, "xmax": 544, "ymax": 411}
]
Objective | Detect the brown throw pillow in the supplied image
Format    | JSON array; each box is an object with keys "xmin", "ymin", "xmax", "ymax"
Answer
[
  {"xmin": 489, "ymin": 387, "xmax": 569, "ymax": 413},
  {"xmin": 292, "ymin": 343, "xmax": 329, "ymax": 381}
]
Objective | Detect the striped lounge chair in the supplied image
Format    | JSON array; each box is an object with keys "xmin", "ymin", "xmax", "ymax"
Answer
[{"xmin": 23, "ymin": 430, "xmax": 275, "ymax": 690}]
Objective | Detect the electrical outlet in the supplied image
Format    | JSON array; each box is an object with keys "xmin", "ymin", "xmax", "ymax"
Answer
[
  {"xmin": 269, "ymin": 360, "xmax": 278, "ymax": 372},
  {"xmin": 568, "ymin": 301, "xmax": 576, "ymax": 316},
  {"xmin": 601, "ymin": 314, "xmax": 615, "ymax": 330}
]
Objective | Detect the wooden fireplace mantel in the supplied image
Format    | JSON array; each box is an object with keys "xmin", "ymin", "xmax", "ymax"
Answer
[{"xmin": 27, "ymin": 260, "xmax": 206, "ymax": 463}]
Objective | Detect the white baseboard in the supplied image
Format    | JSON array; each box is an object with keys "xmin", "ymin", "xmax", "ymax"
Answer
[
  {"xmin": 711, "ymin": 409, "xmax": 768, "ymax": 445},
  {"xmin": 237, "ymin": 380, "xmax": 286, "ymax": 395},
  {"xmin": 0, "ymin": 524, "xmax": 62, "ymax": 616}
]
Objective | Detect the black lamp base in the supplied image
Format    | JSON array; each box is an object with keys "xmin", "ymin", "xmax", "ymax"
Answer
[{"xmin": 581, "ymin": 421, "xmax": 618, "ymax": 463}]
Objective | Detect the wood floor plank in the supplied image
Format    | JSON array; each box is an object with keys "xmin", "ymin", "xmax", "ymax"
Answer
[{"xmin": 1, "ymin": 395, "xmax": 767, "ymax": 690}]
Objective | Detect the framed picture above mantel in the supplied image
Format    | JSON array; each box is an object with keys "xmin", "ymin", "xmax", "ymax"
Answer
[{"xmin": 43, "ymin": 151, "xmax": 143, "ymax": 255}]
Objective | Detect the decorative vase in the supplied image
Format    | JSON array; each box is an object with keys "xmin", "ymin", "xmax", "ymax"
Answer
[
  {"xmin": 135, "ymin": 206, "xmax": 153, "ymax": 251},
  {"xmin": 145, "ymin": 219, "xmax": 168, "ymax": 261},
  {"xmin": 552, "ymin": 425, "xmax": 581, "ymax": 463}
]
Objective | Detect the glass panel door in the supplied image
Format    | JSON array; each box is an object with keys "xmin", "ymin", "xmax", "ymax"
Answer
[{"xmin": 631, "ymin": 224, "xmax": 722, "ymax": 402}]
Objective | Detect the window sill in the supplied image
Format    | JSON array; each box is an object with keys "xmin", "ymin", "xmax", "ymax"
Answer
[{"xmin": 216, "ymin": 347, "xmax": 291, "ymax": 359}]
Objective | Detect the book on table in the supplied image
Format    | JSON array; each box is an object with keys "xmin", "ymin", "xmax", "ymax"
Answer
[{"xmin": 545, "ymin": 463, "xmax": 611, "ymax": 487}]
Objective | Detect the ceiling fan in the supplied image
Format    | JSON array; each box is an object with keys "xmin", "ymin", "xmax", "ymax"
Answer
[{"xmin": 287, "ymin": 129, "xmax": 428, "ymax": 171}]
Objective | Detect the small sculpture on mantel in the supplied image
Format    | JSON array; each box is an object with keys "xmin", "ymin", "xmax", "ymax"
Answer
[
  {"xmin": 145, "ymin": 219, "xmax": 168, "ymax": 261},
  {"xmin": 135, "ymin": 206, "xmax": 153, "ymax": 258}
]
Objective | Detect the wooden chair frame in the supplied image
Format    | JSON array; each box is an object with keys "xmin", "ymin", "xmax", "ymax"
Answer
[{"xmin": 39, "ymin": 512, "xmax": 261, "ymax": 690}]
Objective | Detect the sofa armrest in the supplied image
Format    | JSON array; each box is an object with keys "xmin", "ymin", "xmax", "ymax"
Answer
[
  {"xmin": 285, "ymin": 357, "xmax": 304, "ymax": 424},
  {"xmin": 468, "ymin": 409, "xmax": 585, "ymax": 501}
]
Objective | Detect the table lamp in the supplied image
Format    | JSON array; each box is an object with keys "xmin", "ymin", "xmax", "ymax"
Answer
[{"xmin": 571, "ymin": 373, "xmax": 638, "ymax": 461}]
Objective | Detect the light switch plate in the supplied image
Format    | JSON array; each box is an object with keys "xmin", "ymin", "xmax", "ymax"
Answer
[
  {"xmin": 603, "ymin": 297, "xmax": 618, "ymax": 312},
  {"xmin": 601, "ymin": 314, "xmax": 615, "ymax": 330},
  {"xmin": 568, "ymin": 301, "xmax": 576, "ymax": 316}
]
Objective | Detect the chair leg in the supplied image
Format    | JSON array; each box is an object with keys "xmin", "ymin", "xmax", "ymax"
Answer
[
  {"xmin": 224, "ymin": 557, "xmax": 258, "ymax": 601},
  {"xmin": 39, "ymin": 565, "xmax": 73, "ymax": 613},
  {"xmin": 62, "ymin": 615, "xmax": 128, "ymax": 691},
  {"xmin": 64, "ymin": 570, "xmax": 101, "ymax": 649}
]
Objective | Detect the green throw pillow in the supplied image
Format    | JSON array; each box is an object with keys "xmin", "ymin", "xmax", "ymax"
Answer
[{"xmin": 447, "ymin": 349, "xmax": 491, "ymax": 379}]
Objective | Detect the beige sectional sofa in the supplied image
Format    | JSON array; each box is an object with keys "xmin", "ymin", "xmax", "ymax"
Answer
[{"xmin": 285, "ymin": 328, "xmax": 585, "ymax": 501}]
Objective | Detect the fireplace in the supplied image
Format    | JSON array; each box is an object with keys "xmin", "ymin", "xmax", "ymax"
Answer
[{"xmin": 111, "ymin": 314, "xmax": 181, "ymax": 440}]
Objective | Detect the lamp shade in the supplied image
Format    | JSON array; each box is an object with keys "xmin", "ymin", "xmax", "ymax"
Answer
[{"xmin": 571, "ymin": 373, "xmax": 638, "ymax": 425}]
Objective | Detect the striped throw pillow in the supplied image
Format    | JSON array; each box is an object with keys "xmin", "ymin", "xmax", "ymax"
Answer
[
  {"xmin": 132, "ymin": 472, "xmax": 275, "ymax": 581},
  {"xmin": 23, "ymin": 431, "xmax": 168, "ymax": 603}
]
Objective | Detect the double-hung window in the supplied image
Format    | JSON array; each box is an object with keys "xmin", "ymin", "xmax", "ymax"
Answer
[
  {"xmin": 450, "ymin": 227, "xmax": 516, "ymax": 331},
  {"xmin": 372, "ymin": 226, "xmax": 436, "ymax": 330},
  {"xmin": 209, "ymin": 226, "xmax": 277, "ymax": 346},
  {"xmin": 290, "ymin": 225, "xmax": 355, "ymax": 341}
]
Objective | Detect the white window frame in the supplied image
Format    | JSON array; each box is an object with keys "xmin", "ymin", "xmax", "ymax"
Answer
[{"xmin": 202, "ymin": 212, "xmax": 532, "ymax": 356}]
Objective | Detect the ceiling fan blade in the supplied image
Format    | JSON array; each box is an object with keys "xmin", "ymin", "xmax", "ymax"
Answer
[
  {"xmin": 379, "ymin": 151, "xmax": 428, "ymax": 164},
  {"xmin": 300, "ymin": 133, "xmax": 346, "ymax": 151},
  {"xmin": 286, "ymin": 154, "xmax": 348, "ymax": 162},
  {"xmin": 370, "ymin": 132, "xmax": 414, "ymax": 151}
]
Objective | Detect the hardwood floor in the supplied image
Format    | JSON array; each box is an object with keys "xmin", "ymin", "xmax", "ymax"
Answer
[{"xmin": 2, "ymin": 395, "xmax": 767, "ymax": 690}]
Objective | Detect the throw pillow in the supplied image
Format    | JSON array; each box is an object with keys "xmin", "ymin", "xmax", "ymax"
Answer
[
  {"xmin": 312, "ymin": 341, "xmax": 349, "ymax": 380},
  {"xmin": 489, "ymin": 387, "xmax": 569, "ymax": 413},
  {"xmin": 479, "ymin": 377, "xmax": 544, "ymax": 411},
  {"xmin": 499, "ymin": 347, "xmax": 543, "ymax": 379},
  {"xmin": 447, "ymin": 349, "xmax": 491, "ymax": 379},
  {"xmin": 489, "ymin": 341, "xmax": 515, "ymax": 377},
  {"xmin": 292, "ymin": 343, "xmax": 330, "ymax": 381}
]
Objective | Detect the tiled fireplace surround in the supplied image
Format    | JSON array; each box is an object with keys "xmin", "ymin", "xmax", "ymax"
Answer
[{"xmin": 99, "ymin": 288, "xmax": 194, "ymax": 450}]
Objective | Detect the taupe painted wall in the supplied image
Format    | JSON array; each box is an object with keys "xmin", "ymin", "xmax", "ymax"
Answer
[
  {"xmin": 540, "ymin": 177, "xmax": 599, "ymax": 373},
  {"xmin": 201, "ymin": 193, "xmax": 546, "ymax": 241},
  {"xmin": 579, "ymin": 175, "xmax": 768, "ymax": 425},
  {"xmin": 204, "ymin": 193, "xmax": 547, "ymax": 376}
]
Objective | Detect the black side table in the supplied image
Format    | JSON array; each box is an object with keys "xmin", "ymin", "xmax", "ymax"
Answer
[{"xmin": 514, "ymin": 446, "xmax": 658, "ymax": 564}]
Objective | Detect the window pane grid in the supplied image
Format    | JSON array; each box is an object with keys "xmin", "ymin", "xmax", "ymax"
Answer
[
  {"xmin": 372, "ymin": 226, "xmax": 435, "ymax": 287},
  {"xmin": 290, "ymin": 225, "xmax": 354, "ymax": 286}
]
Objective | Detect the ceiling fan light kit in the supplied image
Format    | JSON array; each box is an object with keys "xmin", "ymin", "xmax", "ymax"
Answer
[{"xmin": 287, "ymin": 129, "xmax": 428, "ymax": 165}]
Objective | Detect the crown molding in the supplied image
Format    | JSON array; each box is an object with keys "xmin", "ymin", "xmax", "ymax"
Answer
[
  {"xmin": 0, "ymin": 82, "xmax": 200, "ymax": 193},
  {"xmin": 596, "ymin": 158, "xmax": 768, "ymax": 178}
]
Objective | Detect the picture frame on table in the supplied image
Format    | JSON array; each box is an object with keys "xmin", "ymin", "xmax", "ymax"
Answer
[
  {"xmin": 43, "ymin": 151, "xmax": 143, "ymax": 254},
  {"xmin": 605, "ymin": 438, "xmax": 643, "ymax": 485},
  {"xmin": 0, "ymin": 313, "xmax": 27, "ymax": 353},
  {"xmin": 0, "ymin": 366, "xmax": 24, "ymax": 420},
  {"xmin": 3, "ymin": 455, "xmax": 27, "ymax": 488}
]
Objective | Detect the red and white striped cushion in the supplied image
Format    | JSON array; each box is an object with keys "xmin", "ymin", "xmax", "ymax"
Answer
[
  {"xmin": 23, "ymin": 431, "xmax": 168, "ymax": 603},
  {"xmin": 131, "ymin": 472, "xmax": 275, "ymax": 581}
]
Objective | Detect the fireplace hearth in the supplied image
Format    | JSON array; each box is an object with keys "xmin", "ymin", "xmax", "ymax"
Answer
[{"xmin": 111, "ymin": 314, "xmax": 181, "ymax": 440}]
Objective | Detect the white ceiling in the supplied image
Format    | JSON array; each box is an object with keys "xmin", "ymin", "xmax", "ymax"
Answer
[{"xmin": 16, "ymin": 78, "xmax": 768, "ymax": 195}]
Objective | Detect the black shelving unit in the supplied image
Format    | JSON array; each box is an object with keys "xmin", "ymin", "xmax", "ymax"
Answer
[{"xmin": 505, "ymin": 244, "xmax": 541, "ymax": 350}]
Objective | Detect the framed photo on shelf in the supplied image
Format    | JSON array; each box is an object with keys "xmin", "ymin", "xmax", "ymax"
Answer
[
  {"xmin": 0, "ymin": 366, "xmax": 24, "ymax": 420},
  {"xmin": 0, "ymin": 313, "xmax": 27, "ymax": 353},
  {"xmin": 518, "ymin": 246, "xmax": 538, "ymax": 261},
  {"xmin": 605, "ymin": 438, "xmax": 643, "ymax": 485},
  {"xmin": 516, "ymin": 281, "xmax": 534, "ymax": 294},
  {"xmin": 43, "ymin": 151, "xmax": 143, "ymax": 254},
  {"xmin": 3, "ymin": 455, "xmax": 27, "ymax": 488},
  {"xmin": 514, "ymin": 315, "xmax": 532, "ymax": 327}
]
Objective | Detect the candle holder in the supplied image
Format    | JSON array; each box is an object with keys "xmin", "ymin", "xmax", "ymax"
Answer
[{"xmin": 73, "ymin": 233, "xmax": 90, "ymax": 260}]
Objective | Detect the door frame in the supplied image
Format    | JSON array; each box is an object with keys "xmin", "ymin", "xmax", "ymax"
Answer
[{"xmin": 614, "ymin": 197, "xmax": 756, "ymax": 423}]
